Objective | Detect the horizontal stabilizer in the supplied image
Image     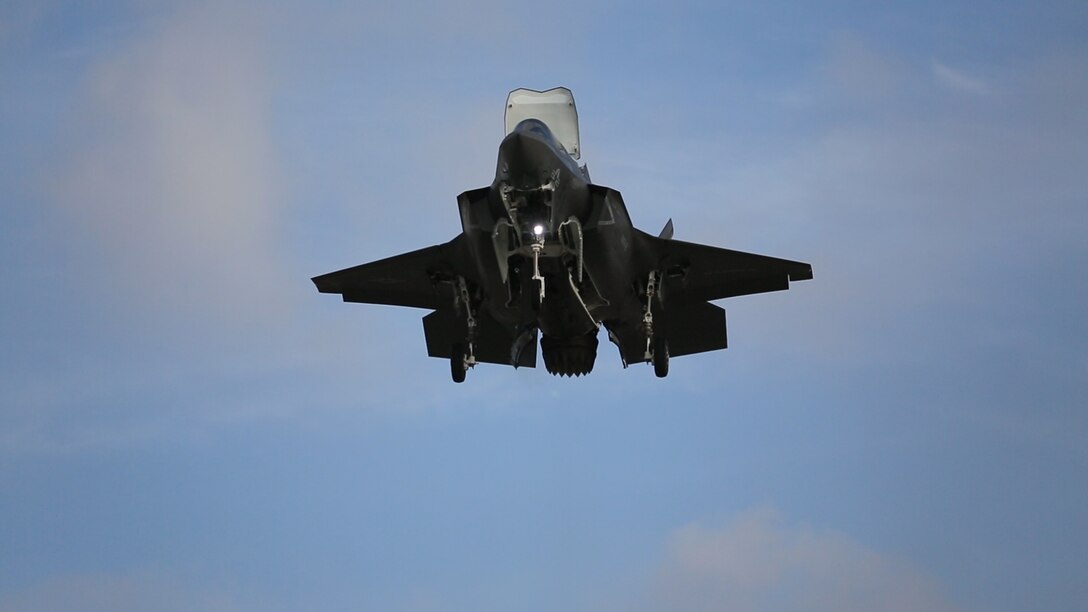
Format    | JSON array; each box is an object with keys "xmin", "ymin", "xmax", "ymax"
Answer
[
  {"xmin": 605, "ymin": 300, "xmax": 728, "ymax": 365},
  {"xmin": 663, "ymin": 300, "xmax": 727, "ymax": 357},
  {"xmin": 423, "ymin": 310, "xmax": 537, "ymax": 368}
]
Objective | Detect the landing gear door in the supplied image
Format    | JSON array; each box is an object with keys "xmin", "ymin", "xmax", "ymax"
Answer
[{"xmin": 505, "ymin": 87, "xmax": 581, "ymax": 160}]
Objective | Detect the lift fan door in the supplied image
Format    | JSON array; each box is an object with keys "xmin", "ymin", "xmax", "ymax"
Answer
[{"xmin": 504, "ymin": 87, "xmax": 581, "ymax": 160}]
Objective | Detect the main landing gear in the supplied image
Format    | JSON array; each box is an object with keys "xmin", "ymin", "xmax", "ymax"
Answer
[
  {"xmin": 653, "ymin": 336, "xmax": 669, "ymax": 378},
  {"xmin": 451, "ymin": 277, "xmax": 478, "ymax": 384},
  {"xmin": 451, "ymin": 342, "xmax": 469, "ymax": 383},
  {"xmin": 643, "ymin": 271, "xmax": 669, "ymax": 378}
]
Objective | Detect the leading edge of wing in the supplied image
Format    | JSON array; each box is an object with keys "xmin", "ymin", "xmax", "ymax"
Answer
[
  {"xmin": 637, "ymin": 230, "xmax": 812, "ymax": 301},
  {"xmin": 312, "ymin": 236, "xmax": 467, "ymax": 310}
]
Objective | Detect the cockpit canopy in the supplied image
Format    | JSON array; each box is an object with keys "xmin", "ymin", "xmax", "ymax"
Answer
[
  {"xmin": 504, "ymin": 87, "xmax": 581, "ymax": 160},
  {"xmin": 515, "ymin": 118, "xmax": 555, "ymax": 141}
]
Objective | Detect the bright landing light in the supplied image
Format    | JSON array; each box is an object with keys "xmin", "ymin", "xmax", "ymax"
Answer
[{"xmin": 533, "ymin": 224, "xmax": 545, "ymax": 236}]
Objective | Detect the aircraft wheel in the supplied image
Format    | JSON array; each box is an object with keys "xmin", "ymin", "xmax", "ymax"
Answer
[
  {"xmin": 653, "ymin": 337, "xmax": 669, "ymax": 378},
  {"xmin": 451, "ymin": 343, "xmax": 467, "ymax": 383}
]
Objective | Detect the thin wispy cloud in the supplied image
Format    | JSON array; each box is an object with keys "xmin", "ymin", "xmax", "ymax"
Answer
[
  {"xmin": 646, "ymin": 509, "xmax": 961, "ymax": 612},
  {"xmin": 932, "ymin": 60, "xmax": 990, "ymax": 95},
  {"xmin": 51, "ymin": 3, "xmax": 291, "ymax": 330}
]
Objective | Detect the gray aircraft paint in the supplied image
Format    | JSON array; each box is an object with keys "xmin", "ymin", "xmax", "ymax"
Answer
[{"xmin": 313, "ymin": 88, "xmax": 812, "ymax": 381}]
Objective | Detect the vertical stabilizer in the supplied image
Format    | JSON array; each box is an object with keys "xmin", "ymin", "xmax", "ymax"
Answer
[{"xmin": 659, "ymin": 219, "xmax": 674, "ymax": 240}]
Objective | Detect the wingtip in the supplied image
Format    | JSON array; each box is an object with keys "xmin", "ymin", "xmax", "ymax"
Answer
[{"xmin": 311, "ymin": 274, "xmax": 336, "ymax": 293}]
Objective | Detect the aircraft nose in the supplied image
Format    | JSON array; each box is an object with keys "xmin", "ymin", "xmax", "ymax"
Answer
[
  {"xmin": 502, "ymin": 131, "xmax": 534, "ymax": 160},
  {"xmin": 500, "ymin": 132, "xmax": 551, "ymax": 185}
]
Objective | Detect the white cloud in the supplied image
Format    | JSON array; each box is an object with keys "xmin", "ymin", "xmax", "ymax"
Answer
[
  {"xmin": 932, "ymin": 61, "xmax": 990, "ymax": 95},
  {"xmin": 52, "ymin": 2, "xmax": 292, "ymax": 330},
  {"xmin": 644, "ymin": 509, "xmax": 961, "ymax": 612},
  {"xmin": 0, "ymin": 2, "xmax": 350, "ymax": 454}
]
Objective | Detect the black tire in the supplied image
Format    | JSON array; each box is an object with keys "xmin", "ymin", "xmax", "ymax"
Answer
[
  {"xmin": 653, "ymin": 337, "xmax": 669, "ymax": 378},
  {"xmin": 451, "ymin": 343, "xmax": 467, "ymax": 383}
]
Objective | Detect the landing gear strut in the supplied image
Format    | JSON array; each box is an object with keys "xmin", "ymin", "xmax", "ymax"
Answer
[
  {"xmin": 451, "ymin": 276, "xmax": 478, "ymax": 383},
  {"xmin": 643, "ymin": 270, "xmax": 669, "ymax": 378},
  {"xmin": 530, "ymin": 238, "xmax": 546, "ymax": 302},
  {"xmin": 642, "ymin": 271, "xmax": 657, "ymax": 361}
]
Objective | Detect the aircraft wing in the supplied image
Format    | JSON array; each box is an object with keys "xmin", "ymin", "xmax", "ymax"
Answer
[
  {"xmin": 638, "ymin": 230, "xmax": 812, "ymax": 301},
  {"xmin": 312, "ymin": 236, "xmax": 468, "ymax": 310}
]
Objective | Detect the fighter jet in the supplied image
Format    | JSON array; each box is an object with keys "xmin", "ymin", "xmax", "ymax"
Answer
[{"xmin": 313, "ymin": 88, "xmax": 811, "ymax": 382}]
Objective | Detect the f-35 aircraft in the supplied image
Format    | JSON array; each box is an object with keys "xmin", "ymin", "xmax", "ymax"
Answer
[{"xmin": 314, "ymin": 88, "xmax": 811, "ymax": 381}]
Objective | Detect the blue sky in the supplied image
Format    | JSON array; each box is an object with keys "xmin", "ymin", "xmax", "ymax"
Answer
[{"xmin": 2, "ymin": 1, "xmax": 1086, "ymax": 610}]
